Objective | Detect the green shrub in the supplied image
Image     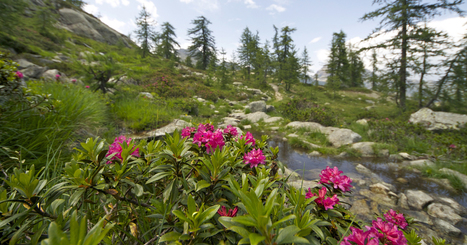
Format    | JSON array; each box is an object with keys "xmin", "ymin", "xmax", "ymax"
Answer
[{"xmin": 279, "ymin": 98, "xmax": 339, "ymax": 126}]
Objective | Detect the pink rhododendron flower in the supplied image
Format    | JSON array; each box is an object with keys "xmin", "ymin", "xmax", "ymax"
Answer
[
  {"xmin": 55, "ymin": 74, "xmax": 61, "ymax": 80},
  {"xmin": 181, "ymin": 127, "xmax": 196, "ymax": 138},
  {"xmin": 193, "ymin": 129, "xmax": 225, "ymax": 154},
  {"xmin": 340, "ymin": 227, "xmax": 379, "ymax": 245},
  {"xmin": 370, "ymin": 218, "xmax": 408, "ymax": 245},
  {"xmin": 239, "ymin": 132, "xmax": 255, "ymax": 146},
  {"xmin": 223, "ymin": 125, "xmax": 238, "ymax": 137},
  {"xmin": 16, "ymin": 71, "xmax": 23, "ymax": 79},
  {"xmin": 306, "ymin": 187, "xmax": 339, "ymax": 210},
  {"xmin": 198, "ymin": 123, "xmax": 214, "ymax": 132},
  {"xmin": 449, "ymin": 144, "xmax": 457, "ymax": 149},
  {"xmin": 319, "ymin": 166, "xmax": 353, "ymax": 192},
  {"xmin": 384, "ymin": 209, "xmax": 408, "ymax": 230},
  {"xmin": 85, "ymin": 85, "xmax": 90, "ymax": 88},
  {"xmin": 243, "ymin": 148, "xmax": 266, "ymax": 168},
  {"xmin": 217, "ymin": 206, "xmax": 238, "ymax": 217},
  {"xmin": 71, "ymin": 79, "xmax": 77, "ymax": 83},
  {"xmin": 106, "ymin": 136, "xmax": 140, "ymax": 164}
]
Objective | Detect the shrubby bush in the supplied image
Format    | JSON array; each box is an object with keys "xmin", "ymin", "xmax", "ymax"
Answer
[
  {"xmin": 0, "ymin": 120, "xmax": 429, "ymax": 244},
  {"xmin": 280, "ymin": 99, "xmax": 339, "ymax": 126}
]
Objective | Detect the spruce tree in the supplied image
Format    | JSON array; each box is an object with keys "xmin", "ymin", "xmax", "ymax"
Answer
[
  {"xmin": 134, "ymin": 6, "xmax": 156, "ymax": 58},
  {"xmin": 369, "ymin": 50, "xmax": 379, "ymax": 90},
  {"xmin": 217, "ymin": 48, "xmax": 230, "ymax": 88},
  {"xmin": 277, "ymin": 26, "xmax": 300, "ymax": 91},
  {"xmin": 237, "ymin": 27, "xmax": 260, "ymax": 81},
  {"xmin": 185, "ymin": 56, "xmax": 194, "ymax": 68},
  {"xmin": 361, "ymin": 0, "xmax": 464, "ymax": 110},
  {"xmin": 300, "ymin": 46, "xmax": 312, "ymax": 84},
  {"xmin": 187, "ymin": 16, "xmax": 216, "ymax": 70},
  {"xmin": 348, "ymin": 44, "xmax": 365, "ymax": 87},
  {"xmin": 154, "ymin": 22, "xmax": 180, "ymax": 60},
  {"xmin": 326, "ymin": 31, "xmax": 350, "ymax": 88}
]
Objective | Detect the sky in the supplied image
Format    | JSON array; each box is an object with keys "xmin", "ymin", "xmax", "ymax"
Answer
[{"xmin": 83, "ymin": 0, "xmax": 467, "ymax": 73}]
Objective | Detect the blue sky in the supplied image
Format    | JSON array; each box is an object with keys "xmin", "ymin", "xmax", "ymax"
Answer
[{"xmin": 84, "ymin": 0, "xmax": 467, "ymax": 73}]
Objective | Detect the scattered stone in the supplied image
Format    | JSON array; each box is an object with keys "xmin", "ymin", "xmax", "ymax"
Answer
[
  {"xmin": 399, "ymin": 152, "xmax": 415, "ymax": 160},
  {"xmin": 214, "ymin": 110, "xmax": 219, "ymax": 113},
  {"xmin": 328, "ymin": 129, "xmax": 362, "ymax": 147},
  {"xmin": 282, "ymin": 137, "xmax": 288, "ymax": 141},
  {"xmin": 369, "ymin": 183, "xmax": 390, "ymax": 195},
  {"xmin": 406, "ymin": 190, "xmax": 434, "ymax": 210},
  {"xmin": 425, "ymin": 178, "xmax": 455, "ymax": 191},
  {"xmin": 245, "ymin": 112, "xmax": 270, "ymax": 123},
  {"xmin": 351, "ymin": 142, "xmax": 375, "ymax": 157},
  {"xmin": 366, "ymin": 100, "xmax": 375, "ymax": 104},
  {"xmin": 398, "ymin": 193, "xmax": 410, "ymax": 209},
  {"xmin": 365, "ymin": 106, "xmax": 375, "ymax": 110},
  {"xmin": 270, "ymin": 127, "xmax": 279, "ymax": 131},
  {"xmin": 288, "ymin": 180, "xmax": 319, "ymax": 190},
  {"xmin": 303, "ymin": 140, "xmax": 321, "ymax": 149},
  {"xmin": 138, "ymin": 92, "xmax": 153, "ymax": 99},
  {"xmin": 287, "ymin": 133, "xmax": 299, "ymax": 138},
  {"xmin": 180, "ymin": 114, "xmax": 192, "ymax": 119},
  {"xmin": 410, "ymin": 159, "xmax": 435, "ymax": 167},
  {"xmin": 336, "ymin": 152, "xmax": 349, "ymax": 158},
  {"xmin": 278, "ymin": 167, "xmax": 301, "ymax": 181},
  {"xmin": 355, "ymin": 164, "xmax": 383, "ymax": 183},
  {"xmin": 439, "ymin": 168, "xmax": 467, "ymax": 188},
  {"xmin": 324, "ymin": 102, "xmax": 330, "ymax": 105},
  {"xmin": 243, "ymin": 125, "xmax": 252, "ymax": 129},
  {"xmin": 378, "ymin": 149, "xmax": 390, "ymax": 157},
  {"xmin": 359, "ymin": 189, "xmax": 396, "ymax": 206},
  {"xmin": 436, "ymin": 197, "xmax": 467, "ymax": 216},
  {"xmin": 409, "ymin": 107, "xmax": 467, "ymax": 131},
  {"xmin": 308, "ymin": 151, "xmax": 321, "ymax": 157},
  {"xmin": 249, "ymin": 101, "xmax": 267, "ymax": 113},
  {"xmin": 229, "ymin": 112, "xmax": 247, "ymax": 120},
  {"xmin": 129, "ymin": 119, "xmax": 191, "ymax": 140},
  {"xmin": 403, "ymin": 210, "xmax": 434, "ymax": 225},
  {"xmin": 396, "ymin": 178, "xmax": 408, "ymax": 184},
  {"xmin": 356, "ymin": 119, "xmax": 368, "ymax": 126},
  {"xmin": 209, "ymin": 104, "xmax": 215, "ymax": 109},
  {"xmin": 389, "ymin": 154, "xmax": 403, "ymax": 161},
  {"xmin": 266, "ymin": 105, "xmax": 275, "ymax": 112},
  {"xmin": 350, "ymin": 199, "xmax": 372, "ymax": 221},
  {"xmin": 286, "ymin": 121, "xmax": 324, "ymax": 131},
  {"xmin": 233, "ymin": 82, "xmax": 243, "ymax": 86},
  {"xmin": 434, "ymin": 219, "xmax": 462, "ymax": 237},
  {"xmin": 427, "ymin": 203, "xmax": 463, "ymax": 225}
]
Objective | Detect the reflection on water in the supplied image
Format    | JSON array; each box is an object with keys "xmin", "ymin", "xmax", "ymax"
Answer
[{"xmin": 254, "ymin": 132, "xmax": 467, "ymax": 208}]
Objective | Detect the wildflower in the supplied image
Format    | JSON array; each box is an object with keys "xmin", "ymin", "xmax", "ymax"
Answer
[
  {"xmin": 85, "ymin": 85, "xmax": 90, "ymax": 88},
  {"xmin": 244, "ymin": 148, "xmax": 266, "ymax": 168},
  {"xmin": 340, "ymin": 227, "xmax": 379, "ymax": 245},
  {"xmin": 223, "ymin": 125, "xmax": 238, "ymax": 137},
  {"xmin": 106, "ymin": 136, "xmax": 140, "ymax": 164},
  {"xmin": 16, "ymin": 71, "xmax": 23, "ymax": 79},
  {"xmin": 193, "ymin": 129, "xmax": 225, "ymax": 154},
  {"xmin": 55, "ymin": 74, "xmax": 61, "ymax": 80},
  {"xmin": 181, "ymin": 127, "xmax": 196, "ymax": 138},
  {"xmin": 306, "ymin": 187, "xmax": 339, "ymax": 210},
  {"xmin": 71, "ymin": 79, "xmax": 77, "ymax": 83},
  {"xmin": 217, "ymin": 206, "xmax": 238, "ymax": 217},
  {"xmin": 383, "ymin": 209, "xmax": 408, "ymax": 230},
  {"xmin": 370, "ymin": 218, "xmax": 407, "ymax": 245},
  {"xmin": 449, "ymin": 144, "xmax": 457, "ymax": 149},
  {"xmin": 239, "ymin": 132, "xmax": 255, "ymax": 146},
  {"xmin": 198, "ymin": 123, "xmax": 215, "ymax": 132},
  {"xmin": 319, "ymin": 166, "xmax": 353, "ymax": 192}
]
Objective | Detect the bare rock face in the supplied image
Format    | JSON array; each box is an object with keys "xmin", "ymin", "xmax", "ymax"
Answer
[
  {"xmin": 248, "ymin": 101, "xmax": 267, "ymax": 113},
  {"xmin": 427, "ymin": 203, "xmax": 463, "ymax": 225},
  {"xmin": 409, "ymin": 108, "xmax": 467, "ymax": 130},
  {"xmin": 58, "ymin": 8, "xmax": 133, "ymax": 47},
  {"xmin": 245, "ymin": 112, "xmax": 270, "ymax": 123},
  {"xmin": 328, "ymin": 129, "xmax": 362, "ymax": 147},
  {"xmin": 406, "ymin": 190, "xmax": 434, "ymax": 210},
  {"xmin": 129, "ymin": 119, "xmax": 191, "ymax": 140},
  {"xmin": 351, "ymin": 142, "xmax": 375, "ymax": 157}
]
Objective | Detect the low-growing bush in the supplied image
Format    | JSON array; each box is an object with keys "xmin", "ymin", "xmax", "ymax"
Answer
[{"xmin": 279, "ymin": 99, "xmax": 339, "ymax": 126}]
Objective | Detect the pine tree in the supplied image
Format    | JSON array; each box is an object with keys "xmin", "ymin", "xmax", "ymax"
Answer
[
  {"xmin": 187, "ymin": 16, "xmax": 216, "ymax": 70},
  {"xmin": 237, "ymin": 27, "xmax": 260, "ymax": 81},
  {"xmin": 154, "ymin": 22, "xmax": 180, "ymax": 60},
  {"xmin": 277, "ymin": 26, "xmax": 300, "ymax": 91},
  {"xmin": 185, "ymin": 56, "xmax": 194, "ymax": 68},
  {"xmin": 217, "ymin": 48, "xmax": 230, "ymax": 88},
  {"xmin": 134, "ymin": 6, "xmax": 156, "ymax": 58},
  {"xmin": 326, "ymin": 31, "xmax": 350, "ymax": 89},
  {"xmin": 348, "ymin": 44, "xmax": 365, "ymax": 87},
  {"xmin": 300, "ymin": 46, "xmax": 312, "ymax": 84},
  {"xmin": 369, "ymin": 50, "xmax": 379, "ymax": 90},
  {"xmin": 361, "ymin": 0, "xmax": 464, "ymax": 110}
]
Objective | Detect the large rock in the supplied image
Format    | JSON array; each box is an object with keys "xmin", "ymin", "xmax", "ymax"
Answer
[
  {"xmin": 42, "ymin": 69, "xmax": 69, "ymax": 82},
  {"xmin": 245, "ymin": 112, "xmax": 270, "ymax": 123},
  {"xmin": 409, "ymin": 108, "xmax": 467, "ymax": 130},
  {"xmin": 286, "ymin": 121, "xmax": 324, "ymax": 132},
  {"xmin": 328, "ymin": 129, "xmax": 362, "ymax": 147},
  {"xmin": 266, "ymin": 105, "xmax": 275, "ymax": 112},
  {"xmin": 248, "ymin": 101, "xmax": 267, "ymax": 113},
  {"xmin": 264, "ymin": 117, "xmax": 283, "ymax": 124},
  {"xmin": 410, "ymin": 159, "xmax": 435, "ymax": 167},
  {"xmin": 130, "ymin": 119, "xmax": 191, "ymax": 140},
  {"xmin": 439, "ymin": 168, "xmax": 467, "ymax": 188},
  {"xmin": 434, "ymin": 219, "xmax": 462, "ymax": 237},
  {"xmin": 58, "ymin": 8, "xmax": 133, "ymax": 47},
  {"xmin": 406, "ymin": 190, "xmax": 434, "ymax": 209},
  {"xmin": 351, "ymin": 142, "xmax": 375, "ymax": 157},
  {"xmin": 359, "ymin": 189, "xmax": 396, "ymax": 206},
  {"xmin": 427, "ymin": 203, "xmax": 463, "ymax": 225},
  {"xmin": 15, "ymin": 59, "xmax": 35, "ymax": 70},
  {"xmin": 278, "ymin": 167, "xmax": 301, "ymax": 181},
  {"xmin": 20, "ymin": 64, "xmax": 47, "ymax": 79},
  {"xmin": 288, "ymin": 180, "xmax": 319, "ymax": 190},
  {"xmin": 350, "ymin": 199, "xmax": 372, "ymax": 221},
  {"xmin": 403, "ymin": 210, "xmax": 433, "ymax": 225},
  {"xmin": 355, "ymin": 164, "xmax": 383, "ymax": 183},
  {"xmin": 436, "ymin": 197, "xmax": 467, "ymax": 216}
]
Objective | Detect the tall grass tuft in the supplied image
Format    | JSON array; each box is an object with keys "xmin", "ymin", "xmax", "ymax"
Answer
[{"xmin": 0, "ymin": 81, "xmax": 107, "ymax": 169}]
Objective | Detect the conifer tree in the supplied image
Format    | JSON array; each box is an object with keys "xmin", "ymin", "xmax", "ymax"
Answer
[
  {"xmin": 277, "ymin": 26, "xmax": 300, "ymax": 91},
  {"xmin": 134, "ymin": 6, "xmax": 156, "ymax": 58},
  {"xmin": 217, "ymin": 48, "xmax": 230, "ymax": 88},
  {"xmin": 326, "ymin": 31, "xmax": 350, "ymax": 88},
  {"xmin": 35, "ymin": 0, "xmax": 58, "ymax": 35},
  {"xmin": 237, "ymin": 27, "xmax": 260, "ymax": 81},
  {"xmin": 361, "ymin": 0, "xmax": 464, "ymax": 110},
  {"xmin": 187, "ymin": 16, "xmax": 216, "ymax": 70},
  {"xmin": 300, "ymin": 46, "xmax": 312, "ymax": 84},
  {"xmin": 154, "ymin": 22, "xmax": 180, "ymax": 60},
  {"xmin": 369, "ymin": 50, "xmax": 379, "ymax": 90},
  {"xmin": 348, "ymin": 44, "xmax": 365, "ymax": 87},
  {"xmin": 185, "ymin": 56, "xmax": 194, "ymax": 68},
  {"xmin": 0, "ymin": 0, "xmax": 26, "ymax": 34}
]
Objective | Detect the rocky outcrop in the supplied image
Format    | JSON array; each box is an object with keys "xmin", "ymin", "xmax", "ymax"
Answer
[
  {"xmin": 248, "ymin": 101, "xmax": 267, "ymax": 113},
  {"xmin": 409, "ymin": 108, "xmax": 467, "ymax": 130},
  {"xmin": 245, "ymin": 112, "xmax": 270, "ymax": 123},
  {"xmin": 406, "ymin": 190, "xmax": 434, "ymax": 210},
  {"xmin": 129, "ymin": 119, "xmax": 191, "ymax": 140},
  {"xmin": 351, "ymin": 142, "xmax": 375, "ymax": 157},
  {"xmin": 58, "ymin": 8, "xmax": 133, "ymax": 48},
  {"xmin": 439, "ymin": 168, "xmax": 467, "ymax": 188},
  {"xmin": 286, "ymin": 121, "xmax": 362, "ymax": 147}
]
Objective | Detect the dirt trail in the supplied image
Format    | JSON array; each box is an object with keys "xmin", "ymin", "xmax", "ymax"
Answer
[{"xmin": 269, "ymin": 83, "xmax": 283, "ymax": 101}]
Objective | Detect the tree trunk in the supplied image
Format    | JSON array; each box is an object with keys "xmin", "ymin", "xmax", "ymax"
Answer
[
  {"xmin": 399, "ymin": 0, "xmax": 408, "ymax": 110},
  {"xmin": 418, "ymin": 49, "xmax": 427, "ymax": 108}
]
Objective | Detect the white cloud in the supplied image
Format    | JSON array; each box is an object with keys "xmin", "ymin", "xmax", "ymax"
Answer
[
  {"xmin": 427, "ymin": 17, "xmax": 467, "ymax": 42},
  {"xmin": 273, "ymin": 0, "xmax": 291, "ymax": 5},
  {"xmin": 316, "ymin": 49, "xmax": 329, "ymax": 64},
  {"xmin": 83, "ymin": 4, "xmax": 99, "ymax": 16},
  {"xmin": 100, "ymin": 15, "xmax": 127, "ymax": 33},
  {"xmin": 244, "ymin": 0, "xmax": 259, "ymax": 8},
  {"xmin": 136, "ymin": 0, "xmax": 159, "ymax": 22},
  {"xmin": 266, "ymin": 4, "xmax": 285, "ymax": 14},
  {"xmin": 121, "ymin": 0, "xmax": 130, "ymax": 6},
  {"xmin": 95, "ymin": 0, "xmax": 121, "ymax": 8},
  {"xmin": 309, "ymin": 37, "xmax": 322, "ymax": 44},
  {"xmin": 179, "ymin": 0, "xmax": 220, "ymax": 12}
]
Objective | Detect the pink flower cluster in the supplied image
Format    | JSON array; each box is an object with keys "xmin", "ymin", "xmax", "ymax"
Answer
[
  {"xmin": 55, "ymin": 74, "xmax": 61, "ymax": 80},
  {"xmin": 16, "ymin": 71, "xmax": 23, "ymax": 79},
  {"xmin": 238, "ymin": 132, "xmax": 255, "ymax": 146},
  {"xmin": 181, "ymin": 127, "xmax": 196, "ymax": 138},
  {"xmin": 217, "ymin": 206, "xmax": 238, "ymax": 217},
  {"xmin": 319, "ymin": 166, "xmax": 352, "ymax": 192},
  {"xmin": 306, "ymin": 187, "xmax": 339, "ymax": 210},
  {"xmin": 192, "ymin": 124, "xmax": 225, "ymax": 154},
  {"xmin": 341, "ymin": 212, "xmax": 408, "ymax": 245},
  {"xmin": 243, "ymin": 148, "xmax": 266, "ymax": 168},
  {"xmin": 106, "ymin": 136, "xmax": 140, "ymax": 164},
  {"xmin": 383, "ymin": 209, "xmax": 408, "ymax": 230},
  {"xmin": 223, "ymin": 125, "xmax": 238, "ymax": 137}
]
